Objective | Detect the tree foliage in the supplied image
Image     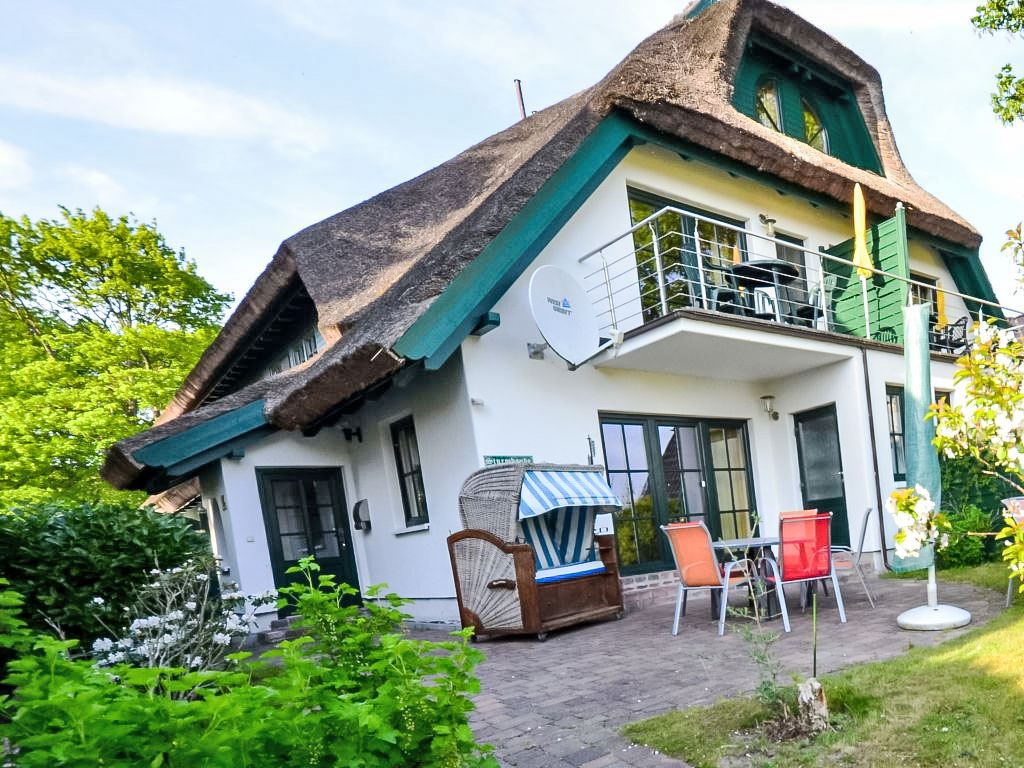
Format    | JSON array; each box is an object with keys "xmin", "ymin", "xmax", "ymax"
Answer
[
  {"xmin": 973, "ymin": 0, "xmax": 1024, "ymax": 123},
  {"xmin": 0, "ymin": 207, "xmax": 229, "ymax": 506}
]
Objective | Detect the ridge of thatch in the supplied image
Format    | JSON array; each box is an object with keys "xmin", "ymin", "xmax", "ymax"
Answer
[{"xmin": 103, "ymin": 0, "xmax": 982, "ymax": 491}]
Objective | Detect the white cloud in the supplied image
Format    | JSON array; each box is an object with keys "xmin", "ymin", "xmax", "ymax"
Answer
[
  {"xmin": 0, "ymin": 140, "xmax": 32, "ymax": 190},
  {"xmin": 0, "ymin": 67, "xmax": 330, "ymax": 158}
]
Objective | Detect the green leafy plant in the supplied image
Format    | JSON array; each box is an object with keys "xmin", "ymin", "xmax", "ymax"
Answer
[
  {"xmin": 0, "ymin": 559, "xmax": 498, "ymax": 767},
  {"xmin": 0, "ymin": 502, "xmax": 209, "ymax": 644},
  {"xmin": 935, "ymin": 504, "xmax": 995, "ymax": 569}
]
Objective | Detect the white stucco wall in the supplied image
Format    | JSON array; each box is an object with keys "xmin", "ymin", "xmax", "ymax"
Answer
[
  {"xmin": 206, "ymin": 351, "xmax": 476, "ymax": 624},
  {"xmin": 459, "ymin": 143, "xmax": 967, "ymax": 560}
]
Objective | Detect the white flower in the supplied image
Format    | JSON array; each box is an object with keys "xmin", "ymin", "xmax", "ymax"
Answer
[
  {"xmin": 92, "ymin": 637, "xmax": 114, "ymax": 653},
  {"xmin": 107, "ymin": 651, "xmax": 126, "ymax": 664},
  {"xmin": 212, "ymin": 632, "xmax": 232, "ymax": 646},
  {"xmin": 196, "ymin": 574, "xmax": 209, "ymax": 582},
  {"xmin": 91, "ymin": 596, "xmax": 105, "ymax": 606},
  {"xmin": 185, "ymin": 601, "xmax": 197, "ymax": 612},
  {"xmin": 188, "ymin": 655, "xmax": 204, "ymax": 669}
]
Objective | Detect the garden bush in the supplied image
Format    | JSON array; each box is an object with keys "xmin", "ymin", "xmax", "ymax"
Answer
[
  {"xmin": 0, "ymin": 502, "xmax": 209, "ymax": 644},
  {"xmin": 0, "ymin": 561, "xmax": 498, "ymax": 767},
  {"xmin": 935, "ymin": 504, "xmax": 996, "ymax": 569}
]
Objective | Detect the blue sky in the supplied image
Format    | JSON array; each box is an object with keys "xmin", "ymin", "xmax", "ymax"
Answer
[{"xmin": 1, "ymin": 1, "xmax": 1022, "ymax": 313}]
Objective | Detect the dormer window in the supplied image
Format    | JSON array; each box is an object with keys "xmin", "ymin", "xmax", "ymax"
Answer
[
  {"xmin": 733, "ymin": 36, "xmax": 881, "ymax": 174},
  {"xmin": 755, "ymin": 79, "xmax": 782, "ymax": 131}
]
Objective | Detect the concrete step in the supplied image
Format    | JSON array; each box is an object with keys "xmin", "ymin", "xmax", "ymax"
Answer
[{"xmin": 269, "ymin": 613, "xmax": 304, "ymax": 631}]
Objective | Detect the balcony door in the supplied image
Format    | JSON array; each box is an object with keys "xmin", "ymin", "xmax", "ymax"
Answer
[{"xmin": 600, "ymin": 415, "xmax": 757, "ymax": 573}]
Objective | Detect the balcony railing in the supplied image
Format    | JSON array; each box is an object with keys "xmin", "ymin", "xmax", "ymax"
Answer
[{"xmin": 578, "ymin": 205, "xmax": 1021, "ymax": 353}]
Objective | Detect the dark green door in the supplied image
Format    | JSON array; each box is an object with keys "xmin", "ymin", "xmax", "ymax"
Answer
[
  {"xmin": 257, "ymin": 468, "xmax": 361, "ymax": 601},
  {"xmin": 601, "ymin": 415, "xmax": 757, "ymax": 573},
  {"xmin": 793, "ymin": 405, "xmax": 850, "ymax": 547}
]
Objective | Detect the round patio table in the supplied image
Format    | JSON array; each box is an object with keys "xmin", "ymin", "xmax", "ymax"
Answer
[{"xmin": 727, "ymin": 259, "xmax": 799, "ymax": 322}]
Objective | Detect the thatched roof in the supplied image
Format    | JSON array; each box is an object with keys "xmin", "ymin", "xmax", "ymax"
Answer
[{"xmin": 103, "ymin": 0, "xmax": 983, "ymax": 491}]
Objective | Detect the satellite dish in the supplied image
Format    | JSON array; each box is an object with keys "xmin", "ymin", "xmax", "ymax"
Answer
[{"xmin": 528, "ymin": 265, "xmax": 604, "ymax": 367}]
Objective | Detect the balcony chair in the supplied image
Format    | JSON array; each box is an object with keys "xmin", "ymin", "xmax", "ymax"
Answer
[
  {"xmin": 761, "ymin": 511, "xmax": 847, "ymax": 633},
  {"xmin": 661, "ymin": 522, "xmax": 754, "ymax": 636},
  {"xmin": 829, "ymin": 507, "xmax": 876, "ymax": 608},
  {"xmin": 796, "ymin": 274, "xmax": 837, "ymax": 330},
  {"xmin": 931, "ymin": 316, "xmax": 969, "ymax": 355}
]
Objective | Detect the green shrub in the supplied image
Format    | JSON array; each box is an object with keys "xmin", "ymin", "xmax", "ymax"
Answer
[
  {"xmin": 940, "ymin": 454, "xmax": 1013, "ymax": 523},
  {"xmin": 0, "ymin": 502, "xmax": 209, "ymax": 644},
  {"xmin": 936, "ymin": 504, "xmax": 995, "ymax": 569},
  {"xmin": 0, "ymin": 560, "xmax": 498, "ymax": 767}
]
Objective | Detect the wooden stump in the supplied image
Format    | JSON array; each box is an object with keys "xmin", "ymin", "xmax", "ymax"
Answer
[{"xmin": 797, "ymin": 678, "xmax": 829, "ymax": 734}]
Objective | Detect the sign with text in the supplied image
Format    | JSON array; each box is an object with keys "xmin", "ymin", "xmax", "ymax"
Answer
[{"xmin": 483, "ymin": 455, "xmax": 533, "ymax": 466}]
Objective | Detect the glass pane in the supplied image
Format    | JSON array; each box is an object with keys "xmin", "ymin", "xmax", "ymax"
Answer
[
  {"xmin": 730, "ymin": 470, "xmax": 749, "ymax": 509},
  {"xmin": 799, "ymin": 415, "xmax": 844, "ymax": 498},
  {"xmin": 683, "ymin": 473, "xmax": 706, "ymax": 521},
  {"xmin": 715, "ymin": 469, "xmax": 734, "ymax": 510},
  {"xmin": 312, "ymin": 479, "xmax": 331, "ymax": 508},
  {"xmin": 624, "ymin": 424, "xmax": 648, "ymax": 471},
  {"xmin": 272, "ymin": 479, "xmax": 301, "ymax": 509},
  {"xmin": 725, "ymin": 428, "xmax": 745, "ymax": 466},
  {"xmin": 708, "ymin": 428, "xmax": 727, "ymax": 465},
  {"xmin": 658, "ymin": 427, "xmax": 683, "ymax": 521},
  {"xmin": 277, "ymin": 505, "xmax": 304, "ymax": 536},
  {"xmin": 755, "ymin": 80, "xmax": 781, "ymax": 131},
  {"xmin": 802, "ymin": 99, "xmax": 828, "ymax": 153},
  {"xmin": 602, "ymin": 423, "xmax": 627, "ymax": 470},
  {"xmin": 678, "ymin": 426, "xmax": 700, "ymax": 469},
  {"xmin": 610, "ymin": 471, "xmax": 657, "ymax": 567},
  {"xmin": 720, "ymin": 514, "xmax": 739, "ymax": 540},
  {"xmin": 310, "ymin": 530, "xmax": 340, "ymax": 559},
  {"xmin": 312, "ymin": 504, "xmax": 337, "ymax": 534},
  {"xmin": 281, "ymin": 534, "xmax": 308, "ymax": 561}
]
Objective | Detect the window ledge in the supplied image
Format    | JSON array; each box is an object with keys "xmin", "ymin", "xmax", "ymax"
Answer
[{"xmin": 394, "ymin": 523, "xmax": 430, "ymax": 536}]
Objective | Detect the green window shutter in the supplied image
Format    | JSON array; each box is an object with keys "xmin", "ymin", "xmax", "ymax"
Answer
[{"xmin": 824, "ymin": 207, "xmax": 909, "ymax": 341}]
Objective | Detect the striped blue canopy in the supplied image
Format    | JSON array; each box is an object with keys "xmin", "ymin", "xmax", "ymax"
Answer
[{"xmin": 518, "ymin": 469, "xmax": 621, "ymax": 520}]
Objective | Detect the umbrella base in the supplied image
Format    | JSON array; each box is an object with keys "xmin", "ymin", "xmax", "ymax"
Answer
[{"xmin": 897, "ymin": 604, "xmax": 971, "ymax": 631}]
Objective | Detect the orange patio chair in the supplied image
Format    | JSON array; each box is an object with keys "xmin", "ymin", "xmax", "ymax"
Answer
[
  {"xmin": 661, "ymin": 522, "xmax": 754, "ymax": 636},
  {"xmin": 761, "ymin": 511, "xmax": 847, "ymax": 633}
]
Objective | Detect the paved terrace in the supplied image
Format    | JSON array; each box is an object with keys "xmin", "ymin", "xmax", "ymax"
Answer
[{"xmin": 411, "ymin": 575, "xmax": 1004, "ymax": 768}]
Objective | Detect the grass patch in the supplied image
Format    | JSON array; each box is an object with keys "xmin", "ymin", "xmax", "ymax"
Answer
[
  {"xmin": 883, "ymin": 560, "xmax": 1011, "ymax": 593},
  {"xmin": 622, "ymin": 698, "xmax": 771, "ymax": 768},
  {"xmin": 624, "ymin": 565, "xmax": 1024, "ymax": 767}
]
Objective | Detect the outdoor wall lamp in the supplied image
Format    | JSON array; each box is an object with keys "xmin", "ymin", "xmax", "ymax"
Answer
[
  {"xmin": 758, "ymin": 213, "xmax": 777, "ymax": 238},
  {"xmin": 760, "ymin": 394, "xmax": 780, "ymax": 421}
]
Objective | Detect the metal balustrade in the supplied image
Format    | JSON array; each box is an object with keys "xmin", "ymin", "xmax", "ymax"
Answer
[{"xmin": 577, "ymin": 205, "xmax": 1021, "ymax": 352}]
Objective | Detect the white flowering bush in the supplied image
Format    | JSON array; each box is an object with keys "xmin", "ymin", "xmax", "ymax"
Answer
[
  {"xmin": 886, "ymin": 485, "xmax": 950, "ymax": 559},
  {"xmin": 90, "ymin": 557, "xmax": 275, "ymax": 671},
  {"xmin": 931, "ymin": 319, "xmax": 1024, "ymax": 578}
]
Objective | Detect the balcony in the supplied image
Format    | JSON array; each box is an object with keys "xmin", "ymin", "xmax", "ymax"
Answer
[{"xmin": 578, "ymin": 205, "xmax": 1017, "ymax": 368}]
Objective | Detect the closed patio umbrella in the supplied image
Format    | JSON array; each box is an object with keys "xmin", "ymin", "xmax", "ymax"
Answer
[{"xmin": 852, "ymin": 183, "xmax": 873, "ymax": 339}]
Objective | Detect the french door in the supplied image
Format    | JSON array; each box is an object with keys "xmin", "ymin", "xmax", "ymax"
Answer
[
  {"xmin": 600, "ymin": 415, "xmax": 757, "ymax": 573},
  {"xmin": 257, "ymin": 468, "xmax": 361, "ymax": 602}
]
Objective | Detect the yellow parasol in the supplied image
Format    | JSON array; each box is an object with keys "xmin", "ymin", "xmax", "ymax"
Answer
[
  {"xmin": 852, "ymin": 183, "xmax": 873, "ymax": 338},
  {"xmin": 935, "ymin": 286, "xmax": 948, "ymax": 329}
]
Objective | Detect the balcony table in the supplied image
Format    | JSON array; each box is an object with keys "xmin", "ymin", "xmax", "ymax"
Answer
[{"xmin": 727, "ymin": 259, "xmax": 800, "ymax": 322}]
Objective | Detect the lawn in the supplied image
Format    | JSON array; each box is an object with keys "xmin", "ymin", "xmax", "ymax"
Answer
[{"xmin": 622, "ymin": 564, "xmax": 1024, "ymax": 767}]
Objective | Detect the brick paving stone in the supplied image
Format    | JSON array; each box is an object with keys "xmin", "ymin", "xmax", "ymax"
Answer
[{"xmin": 409, "ymin": 573, "xmax": 1002, "ymax": 768}]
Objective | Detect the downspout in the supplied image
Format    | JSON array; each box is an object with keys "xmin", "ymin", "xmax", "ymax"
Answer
[{"xmin": 861, "ymin": 346, "xmax": 891, "ymax": 570}]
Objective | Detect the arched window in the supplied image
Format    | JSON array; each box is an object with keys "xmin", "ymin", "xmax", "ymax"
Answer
[
  {"xmin": 802, "ymin": 98, "xmax": 828, "ymax": 153},
  {"xmin": 754, "ymin": 80, "xmax": 782, "ymax": 132}
]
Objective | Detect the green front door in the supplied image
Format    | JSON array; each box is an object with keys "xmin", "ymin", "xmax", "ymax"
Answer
[
  {"xmin": 793, "ymin": 405, "xmax": 851, "ymax": 547},
  {"xmin": 600, "ymin": 415, "xmax": 757, "ymax": 574},
  {"xmin": 256, "ymin": 468, "xmax": 361, "ymax": 601}
]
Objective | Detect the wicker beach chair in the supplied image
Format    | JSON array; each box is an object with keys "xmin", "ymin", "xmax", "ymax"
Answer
[{"xmin": 447, "ymin": 463, "xmax": 624, "ymax": 640}]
